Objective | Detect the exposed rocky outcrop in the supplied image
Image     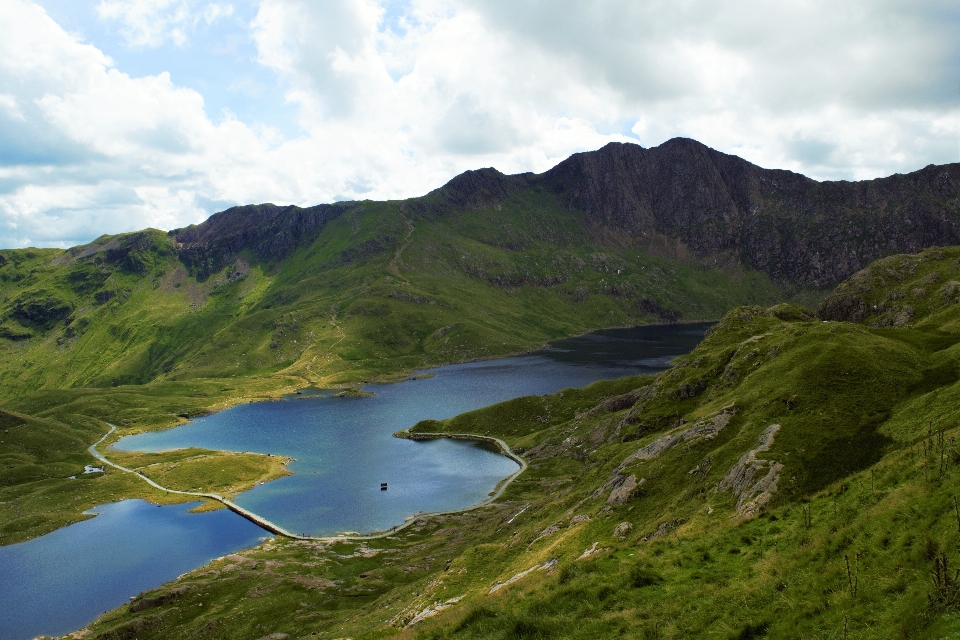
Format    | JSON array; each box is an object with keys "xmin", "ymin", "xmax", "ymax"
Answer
[
  {"xmin": 577, "ymin": 542, "xmax": 608, "ymax": 559},
  {"xmin": 169, "ymin": 202, "xmax": 355, "ymax": 278},
  {"xmin": 403, "ymin": 596, "xmax": 464, "ymax": 628},
  {"xmin": 606, "ymin": 474, "xmax": 644, "ymax": 505},
  {"xmin": 489, "ymin": 559, "xmax": 557, "ymax": 594},
  {"xmin": 642, "ymin": 519, "xmax": 686, "ymax": 542},
  {"xmin": 718, "ymin": 423, "xmax": 783, "ymax": 518},
  {"xmin": 533, "ymin": 523, "xmax": 562, "ymax": 541},
  {"xmin": 429, "ymin": 138, "xmax": 960, "ymax": 287},
  {"xmin": 590, "ymin": 406, "xmax": 736, "ymax": 504},
  {"xmin": 815, "ymin": 246, "xmax": 960, "ymax": 325},
  {"xmin": 620, "ymin": 405, "xmax": 735, "ymax": 465}
]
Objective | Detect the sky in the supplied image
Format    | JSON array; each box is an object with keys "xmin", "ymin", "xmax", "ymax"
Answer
[{"xmin": 0, "ymin": 0, "xmax": 957, "ymax": 249}]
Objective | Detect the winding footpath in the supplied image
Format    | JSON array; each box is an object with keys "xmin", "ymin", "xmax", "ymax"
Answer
[{"xmin": 89, "ymin": 426, "xmax": 527, "ymax": 543}]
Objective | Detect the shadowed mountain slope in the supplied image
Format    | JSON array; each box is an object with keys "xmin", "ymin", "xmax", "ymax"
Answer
[{"xmin": 171, "ymin": 202, "xmax": 356, "ymax": 279}]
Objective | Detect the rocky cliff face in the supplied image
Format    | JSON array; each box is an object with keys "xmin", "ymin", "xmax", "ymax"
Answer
[
  {"xmin": 171, "ymin": 138, "xmax": 960, "ymax": 288},
  {"xmin": 432, "ymin": 138, "xmax": 960, "ymax": 287},
  {"xmin": 170, "ymin": 202, "xmax": 354, "ymax": 278}
]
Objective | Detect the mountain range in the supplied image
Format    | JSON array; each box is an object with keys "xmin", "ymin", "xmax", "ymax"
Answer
[
  {"xmin": 1, "ymin": 137, "xmax": 957, "ymax": 395},
  {"xmin": 174, "ymin": 137, "xmax": 960, "ymax": 286},
  {"xmin": 2, "ymin": 138, "xmax": 960, "ymax": 638}
]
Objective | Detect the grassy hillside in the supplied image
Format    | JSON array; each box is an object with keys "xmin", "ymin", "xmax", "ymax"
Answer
[
  {"xmin": 0, "ymin": 198, "xmax": 809, "ymax": 397},
  {"xmin": 0, "ymin": 196, "xmax": 816, "ymax": 541},
  {"xmin": 69, "ymin": 247, "xmax": 960, "ymax": 639}
]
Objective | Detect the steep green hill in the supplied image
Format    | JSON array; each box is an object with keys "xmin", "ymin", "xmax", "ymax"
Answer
[
  {"xmin": 0, "ymin": 200, "xmax": 798, "ymax": 400},
  {"xmin": 2, "ymin": 137, "xmax": 957, "ymax": 402},
  {"xmin": 71, "ymin": 247, "xmax": 960, "ymax": 639}
]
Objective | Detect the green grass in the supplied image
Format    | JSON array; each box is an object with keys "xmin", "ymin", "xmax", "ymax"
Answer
[
  {"xmin": 0, "ymin": 196, "xmax": 818, "ymax": 398},
  {"xmin": 71, "ymin": 282, "xmax": 960, "ymax": 639},
  {"xmin": 108, "ymin": 448, "xmax": 292, "ymax": 506},
  {"xmin": 0, "ymin": 193, "xmax": 822, "ymax": 547}
]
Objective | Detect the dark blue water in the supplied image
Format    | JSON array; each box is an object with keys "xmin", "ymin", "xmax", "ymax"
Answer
[
  {"xmin": 0, "ymin": 323, "xmax": 709, "ymax": 640},
  {"xmin": 115, "ymin": 323, "xmax": 711, "ymax": 536},
  {"xmin": 0, "ymin": 500, "xmax": 265, "ymax": 640}
]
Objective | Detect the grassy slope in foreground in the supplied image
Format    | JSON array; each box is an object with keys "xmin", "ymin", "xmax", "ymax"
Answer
[{"xmin": 72, "ymin": 248, "xmax": 960, "ymax": 639}]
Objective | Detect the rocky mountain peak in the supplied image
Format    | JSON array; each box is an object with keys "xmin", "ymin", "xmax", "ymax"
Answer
[{"xmin": 167, "ymin": 138, "xmax": 960, "ymax": 288}]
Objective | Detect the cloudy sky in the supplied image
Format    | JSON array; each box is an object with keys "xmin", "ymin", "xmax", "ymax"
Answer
[{"xmin": 1, "ymin": 0, "xmax": 957, "ymax": 249}]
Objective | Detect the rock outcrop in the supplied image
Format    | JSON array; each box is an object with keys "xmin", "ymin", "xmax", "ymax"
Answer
[
  {"xmin": 489, "ymin": 559, "xmax": 557, "ymax": 594},
  {"xmin": 718, "ymin": 423, "xmax": 784, "ymax": 518},
  {"xmin": 606, "ymin": 474, "xmax": 643, "ymax": 505},
  {"xmin": 430, "ymin": 138, "xmax": 960, "ymax": 287},
  {"xmin": 815, "ymin": 246, "xmax": 960, "ymax": 326},
  {"xmin": 621, "ymin": 405, "xmax": 735, "ymax": 465},
  {"xmin": 169, "ymin": 202, "xmax": 355, "ymax": 278}
]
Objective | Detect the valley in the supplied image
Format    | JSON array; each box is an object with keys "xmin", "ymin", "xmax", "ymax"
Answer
[
  {"xmin": 71, "ymin": 246, "xmax": 960, "ymax": 639},
  {"xmin": 0, "ymin": 138, "xmax": 958, "ymax": 638}
]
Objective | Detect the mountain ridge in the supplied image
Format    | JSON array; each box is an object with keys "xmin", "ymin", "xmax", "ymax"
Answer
[
  {"xmin": 165, "ymin": 137, "xmax": 960, "ymax": 288},
  {"xmin": 1, "ymin": 137, "xmax": 955, "ymax": 399},
  {"xmin": 429, "ymin": 137, "xmax": 960, "ymax": 286}
]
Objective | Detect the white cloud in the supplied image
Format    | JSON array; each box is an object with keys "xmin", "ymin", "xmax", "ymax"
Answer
[
  {"xmin": 203, "ymin": 3, "xmax": 233, "ymax": 24},
  {"xmin": 96, "ymin": 0, "xmax": 235, "ymax": 48},
  {"xmin": 0, "ymin": 0, "xmax": 957, "ymax": 248},
  {"xmin": 0, "ymin": 0, "xmax": 277, "ymax": 247},
  {"xmin": 465, "ymin": 0, "xmax": 959, "ymax": 171},
  {"xmin": 0, "ymin": 94, "xmax": 25, "ymax": 121}
]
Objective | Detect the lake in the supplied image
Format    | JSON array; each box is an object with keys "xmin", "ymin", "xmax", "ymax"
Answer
[
  {"xmin": 0, "ymin": 500, "xmax": 266, "ymax": 640},
  {"xmin": 114, "ymin": 323, "xmax": 711, "ymax": 536},
  {"xmin": 0, "ymin": 322, "xmax": 709, "ymax": 639}
]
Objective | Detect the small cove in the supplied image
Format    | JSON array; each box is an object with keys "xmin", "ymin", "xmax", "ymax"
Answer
[{"xmin": 1, "ymin": 322, "xmax": 709, "ymax": 639}]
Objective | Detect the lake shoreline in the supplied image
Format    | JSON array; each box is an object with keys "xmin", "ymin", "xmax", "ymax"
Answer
[
  {"xmin": 93, "ymin": 320, "xmax": 716, "ymax": 453},
  {"xmin": 110, "ymin": 320, "xmax": 711, "ymax": 540},
  {"xmin": 2, "ymin": 321, "xmax": 711, "ymax": 640},
  {"xmin": 92, "ymin": 425, "xmax": 528, "ymax": 542}
]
